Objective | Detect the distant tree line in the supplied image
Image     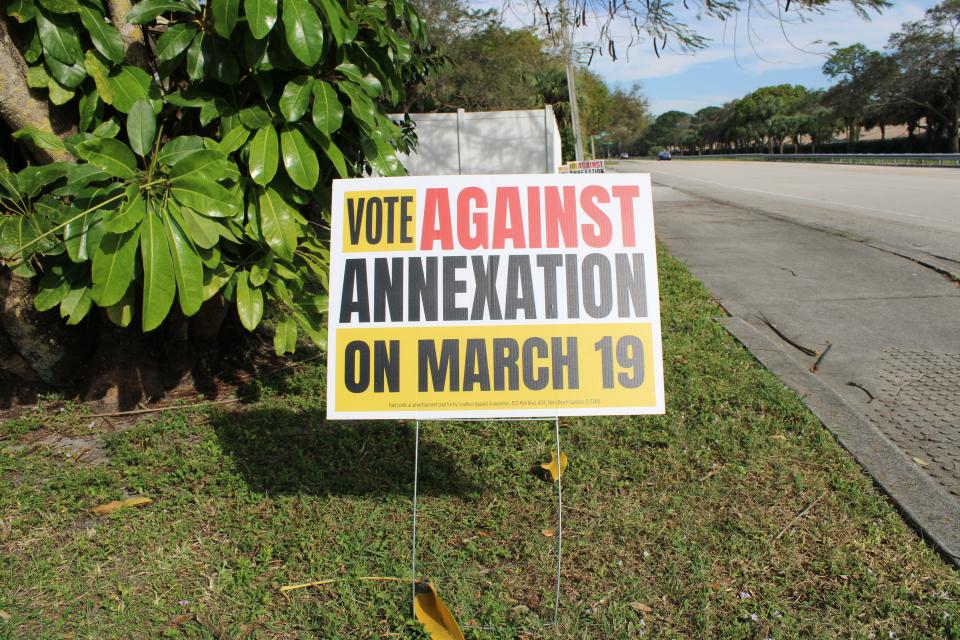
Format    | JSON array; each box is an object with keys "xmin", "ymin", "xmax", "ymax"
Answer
[
  {"xmin": 642, "ymin": 0, "xmax": 960, "ymax": 155},
  {"xmin": 408, "ymin": 0, "xmax": 651, "ymax": 159}
]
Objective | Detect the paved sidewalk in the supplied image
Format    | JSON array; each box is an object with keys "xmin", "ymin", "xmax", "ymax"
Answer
[{"xmin": 645, "ymin": 183, "xmax": 960, "ymax": 564}]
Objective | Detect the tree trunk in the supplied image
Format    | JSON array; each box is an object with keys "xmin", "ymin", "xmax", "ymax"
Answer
[
  {"xmin": 0, "ymin": 269, "xmax": 82, "ymax": 385},
  {"xmin": 0, "ymin": 18, "xmax": 75, "ymax": 163},
  {"xmin": 106, "ymin": 0, "xmax": 151, "ymax": 69}
]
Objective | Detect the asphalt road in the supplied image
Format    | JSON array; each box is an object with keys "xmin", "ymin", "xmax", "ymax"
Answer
[
  {"xmin": 610, "ymin": 159, "xmax": 960, "ymax": 562},
  {"xmin": 621, "ymin": 159, "xmax": 960, "ymax": 270}
]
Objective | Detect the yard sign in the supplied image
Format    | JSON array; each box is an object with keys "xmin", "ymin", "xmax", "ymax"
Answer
[{"xmin": 327, "ymin": 174, "xmax": 664, "ymax": 419}]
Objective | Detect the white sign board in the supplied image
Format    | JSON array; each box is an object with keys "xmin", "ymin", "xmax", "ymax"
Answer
[{"xmin": 327, "ymin": 174, "xmax": 664, "ymax": 420}]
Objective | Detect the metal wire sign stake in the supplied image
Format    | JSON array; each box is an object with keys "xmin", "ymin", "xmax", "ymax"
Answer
[
  {"xmin": 410, "ymin": 417, "xmax": 566, "ymax": 628},
  {"xmin": 325, "ymin": 174, "xmax": 666, "ymax": 633}
]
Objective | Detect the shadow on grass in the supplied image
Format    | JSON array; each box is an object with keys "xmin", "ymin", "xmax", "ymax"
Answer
[{"xmin": 211, "ymin": 407, "xmax": 479, "ymax": 498}]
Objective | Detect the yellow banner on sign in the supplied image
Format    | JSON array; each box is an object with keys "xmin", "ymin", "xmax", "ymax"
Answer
[
  {"xmin": 342, "ymin": 189, "xmax": 418, "ymax": 252},
  {"xmin": 333, "ymin": 323, "xmax": 656, "ymax": 414}
]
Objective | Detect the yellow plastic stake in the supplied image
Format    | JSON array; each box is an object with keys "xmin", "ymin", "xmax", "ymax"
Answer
[{"xmin": 541, "ymin": 450, "xmax": 568, "ymax": 481}]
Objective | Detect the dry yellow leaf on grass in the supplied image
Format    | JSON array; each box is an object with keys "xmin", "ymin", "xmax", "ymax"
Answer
[
  {"xmin": 414, "ymin": 581, "xmax": 465, "ymax": 640},
  {"xmin": 629, "ymin": 602, "xmax": 653, "ymax": 614},
  {"xmin": 90, "ymin": 496, "xmax": 152, "ymax": 515},
  {"xmin": 0, "ymin": 610, "xmax": 11, "ymax": 622},
  {"xmin": 540, "ymin": 451, "xmax": 568, "ymax": 481}
]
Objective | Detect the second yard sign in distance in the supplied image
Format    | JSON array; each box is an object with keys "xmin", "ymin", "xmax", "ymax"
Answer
[{"xmin": 326, "ymin": 174, "xmax": 664, "ymax": 420}]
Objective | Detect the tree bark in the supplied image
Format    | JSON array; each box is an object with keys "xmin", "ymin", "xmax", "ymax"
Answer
[
  {"xmin": 106, "ymin": 0, "xmax": 150, "ymax": 70},
  {"xmin": 0, "ymin": 18, "xmax": 75, "ymax": 163},
  {"xmin": 0, "ymin": 270, "xmax": 79, "ymax": 385}
]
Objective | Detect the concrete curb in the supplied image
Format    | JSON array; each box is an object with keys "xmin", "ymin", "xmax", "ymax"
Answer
[{"xmin": 721, "ymin": 316, "xmax": 960, "ymax": 567}]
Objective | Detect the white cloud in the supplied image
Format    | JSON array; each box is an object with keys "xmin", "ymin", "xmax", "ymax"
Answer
[{"xmin": 474, "ymin": 0, "xmax": 930, "ymax": 81}]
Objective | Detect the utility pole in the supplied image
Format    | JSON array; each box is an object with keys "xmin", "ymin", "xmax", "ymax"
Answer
[{"xmin": 558, "ymin": 0, "xmax": 584, "ymax": 161}]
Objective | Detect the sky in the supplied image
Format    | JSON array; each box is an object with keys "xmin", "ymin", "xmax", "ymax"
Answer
[{"xmin": 481, "ymin": 0, "xmax": 938, "ymax": 115}]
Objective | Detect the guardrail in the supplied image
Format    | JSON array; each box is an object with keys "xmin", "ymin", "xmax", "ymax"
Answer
[{"xmin": 668, "ymin": 153, "xmax": 960, "ymax": 167}]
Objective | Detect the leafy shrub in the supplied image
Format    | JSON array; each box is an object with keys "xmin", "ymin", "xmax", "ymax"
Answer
[{"xmin": 0, "ymin": 0, "xmax": 435, "ymax": 353}]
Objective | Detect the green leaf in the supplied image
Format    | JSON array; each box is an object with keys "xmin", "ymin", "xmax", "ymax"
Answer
[
  {"xmin": 247, "ymin": 126, "xmax": 278, "ymax": 186},
  {"xmin": 77, "ymin": 3, "xmax": 124, "ymax": 63},
  {"xmin": 83, "ymin": 50, "xmax": 113, "ymax": 103},
  {"xmin": 92, "ymin": 117, "xmax": 120, "ymax": 138},
  {"xmin": 44, "ymin": 56, "xmax": 86, "ymax": 88},
  {"xmin": 126, "ymin": 0, "xmax": 193, "ymax": 24},
  {"xmin": 127, "ymin": 100, "xmax": 156, "ymax": 157},
  {"xmin": 279, "ymin": 76, "xmax": 312, "ymax": 123},
  {"xmin": 244, "ymin": 0, "xmax": 277, "ymax": 39},
  {"xmin": 302, "ymin": 124, "xmax": 348, "ymax": 178},
  {"xmin": 211, "ymin": 0, "xmax": 239, "ymax": 37},
  {"xmin": 170, "ymin": 177, "xmax": 241, "ymax": 218},
  {"xmin": 363, "ymin": 134, "xmax": 404, "ymax": 176},
  {"xmin": 17, "ymin": 163, "xmax": 71, "ymax": 197},
  {"xmin": 273, "ymin": 316, "xmax": 297, "ymax": 354},
  {"xmin": 215, "ymin": 125, "xmax": 250, "ymax": 154},
  {"xmin": 311, "ymin": 80, "xmax": 343, "ymax": 134},
  {"xmin": 198, "ymin": 243, "xmax": 220, "ymax": 268},
  {"xmin": 107, "ymin": 65, "xmax": 154, "ymax": 113},
  {"xmin": 202, "ymin": 263, "xmax": 233, "ymax": 300},
  {"xmin": 47, "ymin": 76, "xmax": 76, "ymax": 105},
  {"xmin": 0, "ymin": 160, "xmax": 20, "ymax": 200},
  {"xmin": 314, "ymin": 0, "xmax": 349, "ymax": 44},
  {"xmin": 38, "ymin": 0, "xmax": 79, "ymax": 12},
  {"xmin": 155, "ymin": 23, "xmax": 196, "ymax": 62},
  {"xmin": 6, "ymin": 0, "xmax": 37, "ymax": 23},
  {"xmin": 36, "ymin": 8, "xmax": 82, "ymax": 63},
  {"xmin": 35, "ymin": 265, "xmax": 73, "ymax": 312},
  {"xmin": 64, "ymin": 209, "xmax": 97, "ymax": 262},
  {"xmin": 76, "ymin": 137, "xmax": 137, "ymax": 179},
  {"xmin": 258, "ymin": 186, "xmax": 299, "ymax": 260},
  {"xmin": 1, "ymin": 217, "xmax": 33, "ymax": 262},
  {"xmin": 339, "ymin": 81, "xmax": 376, "ymax": 128},
  {"xmin": 280, "ymin": 125, "xmax": 318, "ymax": 189},
  {"xmin": 26, "ymin": 65, "xmax": 49, "ymax": 89},
  {"xmin": 168, "ymin": 149, "xmax": 228, "ymax": 182},
  {"xmin": 140, "ymin": 200, "xmax": 176, "ymax": 331},
  {"xmin": 78, "ymin": 86, "xmax": 101, "ymax": 132},
  {"xmin": 176, "ymin": 206, "xmax": 221, "ymax": 249},
  {"xmin": 58, "ymin": 163, "xmax": 108, "ymax": 194},
  {"xmin": 235, "ymin": 271, "xmax": 264, "ymax": 330},
  {"xmin": 12, "ymin": 125, "xmax": 68, "ymax": 153},
  {"xmin": 249, "ymin": 254, "xmax": 272, "ymax": 286},
  {"xmin": 162, "ymin": 202, "xmax": 204, "ymax": 316},
  {"xmin": 282, "ymin": 0, "xmax": 323, "ymax": 66},
  {"xmin": 23, "ymin": 29, "xmax": 42, "ymax": 65},
  {"xmin": 104, "ymin": 188, "xmax": 146, "ymax": 233},
  {"xmin": 239, "ymin": 105, "xmax": 271, "ymax": 129},
  {"xmin": 105, "ymin": 287, "xmax": 135, "ymax": 327},
  {"xmin": 92, "ymin": 227, "xmax": 139, "ymax": 306},
  {"xmin": 293, "ymin": 310, "xmax": 325, "ymax": 348},
  {"xmin": 158, "ymin": 135, "xmax": 205, "ymax": 166},
  {"xmin": 60, "ymin": 283, "xmax": 92, "ymax": 325},
  {"xmin": 196, "ymin": 34, "xmax": 239, "ymax": 84}
]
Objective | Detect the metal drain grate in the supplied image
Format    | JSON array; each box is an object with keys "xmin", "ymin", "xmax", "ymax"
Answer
[{"xmin": 866, "ymin": 349, "xmax": 960, "ymax": 498}]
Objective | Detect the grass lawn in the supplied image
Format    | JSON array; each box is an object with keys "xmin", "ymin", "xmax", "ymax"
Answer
[{"xmin": 1, "ymin": 246, "xmax": 958, "ymax": 639}]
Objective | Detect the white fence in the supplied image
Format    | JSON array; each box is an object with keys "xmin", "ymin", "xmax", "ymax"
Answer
[{"xmin": 396, "ymin": 107, "xmax": 563, "ymax": 175}]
